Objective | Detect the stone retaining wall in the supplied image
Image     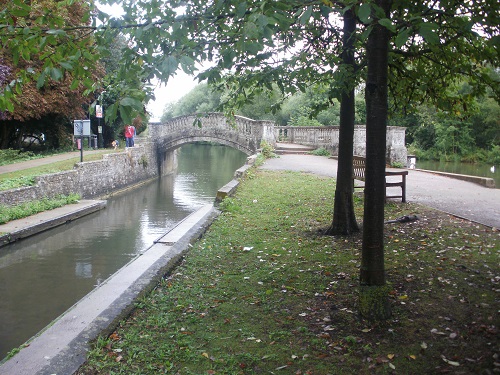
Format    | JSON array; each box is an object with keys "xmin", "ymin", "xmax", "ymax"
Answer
[{"xmin": 0, "ymin": 143, "xmax": 159, "ymax": 207}]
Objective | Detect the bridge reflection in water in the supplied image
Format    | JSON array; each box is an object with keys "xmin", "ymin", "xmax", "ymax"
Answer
[{"xmin": 0, "ymin": 143, "xmax": 247, "ymax": 360}]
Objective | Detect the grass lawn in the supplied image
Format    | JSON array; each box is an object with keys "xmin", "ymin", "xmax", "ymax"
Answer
[
  {"xmin": 0, "ymin": 150, "xmax": 111, "ymax": 191},
  {"xmin": 77, "ymin": 169, "xmax": 499, "ymax": 375}
]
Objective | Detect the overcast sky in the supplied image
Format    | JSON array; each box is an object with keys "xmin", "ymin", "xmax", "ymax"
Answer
[{"xmin": 146, "ymin": 72, "xmax": 199, "ymax": 120}]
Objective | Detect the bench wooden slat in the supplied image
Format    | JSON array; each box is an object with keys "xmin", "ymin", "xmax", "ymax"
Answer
[{"xmin": 352, "ymin": 156, "xmax": 408, "ymax": 203}]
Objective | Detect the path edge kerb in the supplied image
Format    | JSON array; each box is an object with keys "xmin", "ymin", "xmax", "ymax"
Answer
[
  {"xmin": 45, "ymin": 205, "xmax": 220, "ymax": 375},
  {"xmin": 415, "ymin": 168, "xmax": 495, "ymax": 188}
]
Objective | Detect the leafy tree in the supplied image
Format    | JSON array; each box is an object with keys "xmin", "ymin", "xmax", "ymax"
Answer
[
  {"xmin": 1, "ymin": 0, "xmax": 498, "ymax": 320},
  {"xmin": 393, "ymin": 94, "xmax": 500, "ymax": 163},
  {"xmin": 325, "ymin": 8, "xmax": 360, "ymax": 236},
  {"xmin": 281, "ymin": 86, "xmax": 341, "ymax": 126},
  {"xmin": 0, "ymin": 0, "xmax": 103, "ymax": 149},
  {"xmin": 471, "ymin": 97, "xmax": 500, "ymax": 149},
  {"xmin": 353, "ymin": 0, "xmax": 499, "ymax": 319},
  {"xmin": 354, "ymin": 0, "xmax": 392, "ymax": 320},
  {"xmin": 161, "ymin": 82, "xmax": 282, "ymax": 122},
  {"xmin": 235, "ymin": 85, "xmax": 283, "ymax": 121},
  {"xmin": 162, "ymin": 83, "xmax": 222, "ymax": 120}
]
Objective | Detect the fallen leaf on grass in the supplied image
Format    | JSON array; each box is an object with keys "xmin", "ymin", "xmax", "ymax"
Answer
[
  {"xmin": 387, "ymin": 354, "xmax": 395, "ymax": 360},
  {"xmin": 441, "ymin": 355, "xmax": 460, "ymax": 366},
  {"xmin": 431, "ymin": 328, "xmax": 446, "ymax": 335}
]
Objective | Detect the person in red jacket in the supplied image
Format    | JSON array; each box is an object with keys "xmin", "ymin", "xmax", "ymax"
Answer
[{"xmin": 124, "ymin": 124, "xmax": 135, "ymax": 147}]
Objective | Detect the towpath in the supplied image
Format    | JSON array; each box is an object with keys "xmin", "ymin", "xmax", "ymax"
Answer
[{"xmin": 0, "ymin": 149, "xmax": 108, "ymax": 174}]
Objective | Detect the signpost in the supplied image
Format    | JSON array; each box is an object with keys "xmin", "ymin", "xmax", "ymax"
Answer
[
  {"xmin": 74, "ymin": 119, "xmax": 91, "ymax": 162},
  {"xmin": 96, "ymin": 94, "xmax": 105, "ymax": 148}
]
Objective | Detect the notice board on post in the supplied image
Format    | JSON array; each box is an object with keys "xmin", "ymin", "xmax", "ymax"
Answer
[{"xmin": 73, "ymin": 120, "xmax": 91, "ymax": 137}]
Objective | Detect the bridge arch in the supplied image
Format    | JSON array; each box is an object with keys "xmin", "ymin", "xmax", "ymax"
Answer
[
  {"xmin": 150, "ymin": 113, "xmax": 276, "ymax": 155},
  {"xmin": 148, "ymin": 113, "xmax": 276, "ymax": 174},
  {"xmin": 147, "ymin": 112, "xmax": 407, "ymax": 175}
]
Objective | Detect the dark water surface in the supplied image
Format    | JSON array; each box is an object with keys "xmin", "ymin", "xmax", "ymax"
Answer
[{"xmin": 0, "ymin": 143, "xmax": 246, "ymax": 359}]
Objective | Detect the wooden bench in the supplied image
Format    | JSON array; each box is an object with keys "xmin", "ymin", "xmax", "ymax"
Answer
[{"xmin": 352, "ymin": 155, "xmax": 408, "ymax": 203}]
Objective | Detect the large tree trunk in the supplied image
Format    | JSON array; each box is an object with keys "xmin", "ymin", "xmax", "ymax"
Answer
[
  {"xmin": 325, "ymin": 9, "xmax": 359, "ymax": 236},
  {"xmin": 359, "ymin": 0, "xmax": 392, "ymax": 320}
]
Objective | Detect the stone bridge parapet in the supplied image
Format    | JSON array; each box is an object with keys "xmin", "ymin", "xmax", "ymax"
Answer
[
  {"xmin": 148, "ymin": 113, "xmax": 407, "ymax": 167},
  {"xmin": 149, "ymin": 113, "xmax": 276, "ymax": 156},
  {"xmin": 275, "ymin": 125, "xmax": 407, "ymax": 165}
]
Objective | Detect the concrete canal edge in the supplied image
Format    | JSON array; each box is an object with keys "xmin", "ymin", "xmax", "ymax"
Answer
[
  {"xmin": 415, "ymin": 168, "xmax": 496, "ymax": 188},
  {"xmin": 0, "ymin": 200, "xmax": 107, "ymax": 248},
  {"xmin": 0, "ymin": 204, "xmax": 220, "ymax": 375}
]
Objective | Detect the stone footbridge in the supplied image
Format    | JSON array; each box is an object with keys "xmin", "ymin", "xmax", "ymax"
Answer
[{"xmin": 148, "ymin": 113, "xmax": 407, "ymax": 174}]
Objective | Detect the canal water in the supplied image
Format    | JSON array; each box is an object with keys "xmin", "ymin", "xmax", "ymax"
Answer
[
  {"xmin": 416, "ymin": 160, "xmax": 499, "ymax": 188},
  {"xmin": 0, "ymin": 143, "xmax": 247, "ymax": 359}
]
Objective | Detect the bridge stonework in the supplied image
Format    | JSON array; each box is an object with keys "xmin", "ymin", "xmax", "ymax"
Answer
[
  {"xmin": 275, "ymin": 125, "xmax": 407, "ymax": 165},
  {"xmin": 150, "ymin": 113, "xmax": 407, "ymax": 173},
  {"xmin": 149, "ymin": 113, "xmax": 275, "ymax": 155}
]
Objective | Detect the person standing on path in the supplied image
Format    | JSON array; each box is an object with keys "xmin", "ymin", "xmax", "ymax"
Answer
[{"xmin": 124, "ymin": 124, "xmax": 135, "ymax": 147}]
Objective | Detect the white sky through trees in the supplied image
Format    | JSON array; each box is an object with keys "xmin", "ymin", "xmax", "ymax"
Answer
[{"xmin": 98, "ymin": 3, "xmax": 198, "ymax": 120}]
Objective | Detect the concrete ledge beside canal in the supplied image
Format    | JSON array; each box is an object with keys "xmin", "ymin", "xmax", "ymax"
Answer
[
  {"xmin": 0, "ymin": 200, "xmax": 107, "ymax": 248},
  {"xmin": 0, "ymin": 204, "xmax": 219, "ymax": 375},
  {"xmin": 415, "ymin": 169, "xmax": 496, "ymax": 188}
]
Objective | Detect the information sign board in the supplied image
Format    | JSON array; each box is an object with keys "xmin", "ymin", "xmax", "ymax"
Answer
[{"xmin": 73, "ymin": 120, "xmax": 91, "ymax": 136}]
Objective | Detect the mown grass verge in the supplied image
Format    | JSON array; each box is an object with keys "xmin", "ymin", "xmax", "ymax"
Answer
[
  {"xmin": 77, "ymin": 170, "xmax": 499, "ymax": 375},
  {"xmin": 0, "ymin": 193, "xmax": 81, "ymax": 225}
]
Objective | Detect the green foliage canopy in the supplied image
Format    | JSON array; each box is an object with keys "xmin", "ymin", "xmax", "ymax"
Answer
[{"xmin": 1, "ymin": 0, "xmax": 498, "ymax": 126}]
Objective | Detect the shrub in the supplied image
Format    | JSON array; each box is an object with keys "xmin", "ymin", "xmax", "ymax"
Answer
[
  {"xmin": 259, "ymin": 141, "xmax": 277, "ymax": 159},
  {"xmin": 310, "ymin": 147, "xmax": 330, "ymax": 156},
  {"xmin": 0, "ymin": 149, "xmax": 40, "ymax": 166}
]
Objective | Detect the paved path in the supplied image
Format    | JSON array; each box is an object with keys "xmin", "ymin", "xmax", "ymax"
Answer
[
  {"xmin": 261, "ymin": 154, "xmax": 500, "ymax": 228},
  {"xmin": 0, "ymin": 149, "xmax": 110, "ymax": 174}
]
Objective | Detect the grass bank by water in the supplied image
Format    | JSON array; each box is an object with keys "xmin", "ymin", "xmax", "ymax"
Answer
[{"xmin": 77, "ymin": 170, "xmax": 499, "ymax": 374}]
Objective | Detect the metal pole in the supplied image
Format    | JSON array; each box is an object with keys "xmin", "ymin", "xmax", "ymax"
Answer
[
  {"xmin": 80, "ymin": 120, "xmax": 83, "ymax": 163},
  {"xmin": 98, "ymin": 117, "xmax": 101, "ymax": 149}
]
